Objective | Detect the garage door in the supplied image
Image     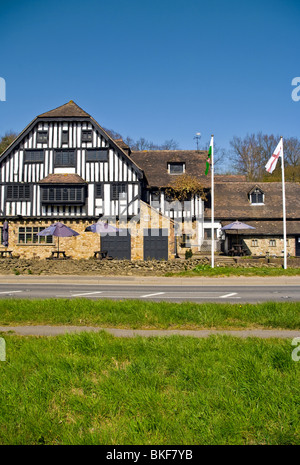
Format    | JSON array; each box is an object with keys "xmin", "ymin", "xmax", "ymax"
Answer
[
  {"xmin": 101, "ymin": 230, "xmax": 131, "ymax": 260},
  {"xmin": 143, "ymin": 229, "xmax": 168, "ymax": 260}
]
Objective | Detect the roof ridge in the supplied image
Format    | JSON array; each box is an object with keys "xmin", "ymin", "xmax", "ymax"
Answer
[{"xmin": 38, "ymin": 100, "xmax": 90, "ymax": 118}]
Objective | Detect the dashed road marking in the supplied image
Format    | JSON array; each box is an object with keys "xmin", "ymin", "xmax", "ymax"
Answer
[
  {"xmin": 140, "ymin": 292, "xmax": 166, "ymax": 298},
  {"xmin": 220, "ymin": 292, "xmax": 238, "ymax": 298}
]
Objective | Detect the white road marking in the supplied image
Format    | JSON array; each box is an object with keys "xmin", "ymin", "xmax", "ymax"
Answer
[
  {"xmin": 71, "ymin": 291, "xmax": 103, "ymax": 297},
  {"xmin": 220, "ymin": 292, "xmax": 238, "ymax": 298},
  {"xmin": 0, "ymin": 290, "xmax": 22, "ymax": 294},
  {"xmin": 55, "ymin": 291, "xmax": 103, "ymax": 297},
  {"xmin": 140, "ymin": 292, "xmax": 166, "ymax": 298}
]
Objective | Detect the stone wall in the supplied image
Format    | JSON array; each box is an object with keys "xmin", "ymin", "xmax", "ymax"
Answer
[
  {"xmin": 241, "ymin": 236, "xmax": 295, "ymax": 257},
  {"xmin": 0, "ymin": 201, "xmax": 175, "ymax": 261},
  {"xmin": 0, "ymin": 256, "xmax": 299, "ymax": 277}
]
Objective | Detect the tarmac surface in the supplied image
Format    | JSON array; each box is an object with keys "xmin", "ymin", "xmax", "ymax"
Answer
[{"xmin": 0, "ymin": 274, "xmax": 299, "ymax": 338}]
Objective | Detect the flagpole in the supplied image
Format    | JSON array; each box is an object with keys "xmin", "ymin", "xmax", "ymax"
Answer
[
  {"xmin": 211, "ymin": 135, "xmax": 214, "ymax": 268},
  {"xmin": 281, "ymin": 137, "xmax": 287, "ymax": 269}
]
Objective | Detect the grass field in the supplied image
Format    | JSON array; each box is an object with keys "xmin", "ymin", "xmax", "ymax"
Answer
[
  {"xmin": 0, "ymin": 331, "xmax": 299, "ymax": 445},
  {"xmin": 0, "ymin": 298, "xmax": 299, "ymax": 445},
  {"xmin": 165, "ymin": 265, "xmax": 300, "ymax": 277},
  {"xmin": 0, "ymin": 298, "xmax": 299, "ymax": 329}
]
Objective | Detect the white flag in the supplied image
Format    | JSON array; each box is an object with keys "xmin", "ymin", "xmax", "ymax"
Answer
[{"xmin": 265, "ymin": 138, "xmax": 283, "ymax": 174}]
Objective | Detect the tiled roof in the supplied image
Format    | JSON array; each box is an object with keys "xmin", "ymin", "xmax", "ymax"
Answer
[
  {"xmin": 206, "ymin": 182, "xmax": 300, "ymax": 220},
  {"xmin": 39, "ymin": 173, "xmax": 87, "ymax": 184},
  {"xmin": 221, "ymin": 220, "xmax": 300, "ymax": 236},
  {"xmin": 130, "ymin": 150, "xmax": 210, "ymax": 188},
  {"xmin": 38, "ymin": 100, "xmax": 90, "ymax": 118}
]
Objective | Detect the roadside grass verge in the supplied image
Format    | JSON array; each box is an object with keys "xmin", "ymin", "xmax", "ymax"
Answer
[
  {"xmin": 0, "ymin": 299, "xmax": 299, "ymax": 330},
  {"xmin": 165, "ymin": 265, "xmax": 300, "ymax": 277},
  {"xmin": 0, "ymin": 332, "xmax": 299, "ymax": 445}
]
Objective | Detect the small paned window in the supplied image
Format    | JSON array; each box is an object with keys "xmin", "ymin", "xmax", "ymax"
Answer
[
  {"xmin": 41, "ymin": 186, "xmax": 85, "ymax": 204},
  {"xmin": 18, "ymin": 226, "xmax": 54, "ymax": 245},
  {"xmin": 24, "ymin": 150, "xmax": 44, "ymax": 163},
  {"xmin": 95, "ymin": 184, "xmax": 103, "ymax": 198},
  {"xmin": 250, "ymin": 188, "xmax": 264, "ymax": 204},
  {"xmin": 82, "ymin": 130, "xmax": 93, "ymax": 142},
  {"xmin": 168, "ymin": 162, "xmax": 185, "ymax": 174},
  {"xmin": 112, "ymin": 183, "xmax": 127, "ymax": 200},
  {"xmin": 54, "ymin": 150, "xmax": 76, "ymax": 167},
  {"xmin": 62, "ymin": 130, "xmax": 69, "ymax": 144},
  {"xmin": 37, "ymin": 131, "xmax": 48, "ymax": 143},
  {"xmin": 251, "ymin": 239, "xmax": 258, "ymax": 246},
  {"xmin": 86, "ymin": 149, "xmax": 108, "ymax": 162},
  {"xmin": 269, "ymin": 239, "xmax": 276, "ymax": 247},
  {"xmin": 7, "ymin": 184, "xmax": 31, "ymax": 200}
]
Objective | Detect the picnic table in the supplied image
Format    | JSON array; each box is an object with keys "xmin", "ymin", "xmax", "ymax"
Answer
[
  {"xmin": 50, "ymin": 250, "xmax": 67, "ymax": 259},
  {"xmin": 228, "ymin": 244, "xmax": 247, "ymax": 257},
  {"xmin": 0, "ymin": 250, "xmax": 13, "ymax": 258},
  {"xmin": 93, "ymin": 251, "xmax": 113, "ymax": 259}
]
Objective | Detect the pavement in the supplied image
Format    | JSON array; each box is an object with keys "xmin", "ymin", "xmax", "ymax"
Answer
[
  {"xmin": 0, "ymin": 274, "xmax": 300, "ymax": 286},
  {"xmin": 0, "ymin": 325, "xmax": 299, "ymax": 339}
]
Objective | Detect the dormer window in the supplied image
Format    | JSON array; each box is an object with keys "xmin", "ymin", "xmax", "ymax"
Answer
[
  {"xmin": 168, "ymin": 162, "xmax": 185, "ymax": 174},
  {"xmin": 249, "ymin": 187, "xmax": 264, "ymax": 205}
]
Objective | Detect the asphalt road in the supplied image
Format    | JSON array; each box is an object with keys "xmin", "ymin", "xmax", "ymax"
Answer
[{"xmin": 0, "ymin": 281, "xmax": 299, "ymax": 303}]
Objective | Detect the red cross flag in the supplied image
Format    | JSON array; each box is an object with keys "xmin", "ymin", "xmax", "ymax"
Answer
[{"xmin": 265, "ymin": 138, "xmax": 283, "ymax": 174}]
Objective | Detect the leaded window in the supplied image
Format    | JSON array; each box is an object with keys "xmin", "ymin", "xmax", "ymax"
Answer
[
  {"xmin": 24, "ymin": 150, "xmax": 44, "ymax": 163},
  {"xmin": 112, "ymin": 183, "xmax": 127, "ymax": 200},
  {"xmin": 41, "ymin": 186, "xmax": 85, "ymax": 204},
  {"xmin": 86, "ymin": 149, "xmax": 108, "ymax": 162},
  {"xmin": 54, "ymin": 150, "xmax": 76, "ymax": 167},
  {"xmin": 7, "ymin": 184, "xmax": 31, "ymax": 200}
]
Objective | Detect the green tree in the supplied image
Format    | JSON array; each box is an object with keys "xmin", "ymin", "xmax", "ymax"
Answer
[{"xmin": 0, "ymin": 131, "xmax": 18, "ymax": 155}]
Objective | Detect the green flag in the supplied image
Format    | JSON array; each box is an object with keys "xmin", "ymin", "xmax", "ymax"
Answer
[{"xmin": 205, "ymin": 137, "xmax": 213, "ymax": 175}]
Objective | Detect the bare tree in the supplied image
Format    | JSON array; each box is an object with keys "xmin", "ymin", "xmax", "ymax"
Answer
[{"xmin": 229, "ymin": 133, "xmax": 300, "ymax": 181}]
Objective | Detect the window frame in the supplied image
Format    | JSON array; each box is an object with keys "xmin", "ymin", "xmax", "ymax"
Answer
[
  {"xmin": 54, "ymin": 150, "xmax": 76, "ymax": 168},
  {"xmin": 18, "ymin": 226, "xmax": 54, "ymax": 245},
  {"xmin": 86, "ymin": 149, "xmax": 109, "ymax": 162},
  {"xmin": 168, "ymin": 162, "xmax": 185, "ymax": 175},
  {"xmin": 36, "ymin": 130, "xmax": 48, "ymax": 144},
  {"xmin": 24, "ymin": 149, "xmax": 45, "ymax": 163},
  {"xmin": 111, "ymin": 183, "xmax": 127, "ymax": 200},
  {"xmin": 249, "ymin": 188, "xmax": 264, "ymax": 205},
  {"xmin": 6, "ymin": 184, "xmax": 31, "ymax": 201},
  {"xmin": 81, "ymin": 130, "xmax": 93, "ymax": 142},
  {"xmin": 40, "ymin": 185, "xmax": 86, "ymax": 204},
  {"xmin": 95, "ymin": 183, "xmax": 103, "ymax": 199},
  {"xmin": 62, "ymin": 130, "xmax": 69, "ymax": 144}
]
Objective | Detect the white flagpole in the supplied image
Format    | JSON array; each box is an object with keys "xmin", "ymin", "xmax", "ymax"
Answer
[
  {"xmin": 281, "ymin": 137, "xmax": 287, "ymax": 269},
  {"xmin": 211, "ymin": 135, "xmax": 214, "ymax": 268}
]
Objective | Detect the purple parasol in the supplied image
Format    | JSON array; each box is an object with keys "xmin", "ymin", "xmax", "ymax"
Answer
[
  {"xmin": 37, "ymin": 222, "xmax": 79, "ymax": 253},
  {"xmin": 2, "ymin": 221, "xmax": 9, "ymax": 248}
]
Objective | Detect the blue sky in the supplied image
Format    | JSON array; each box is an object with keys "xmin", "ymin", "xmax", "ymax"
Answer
[{"xmin": 0, "ymin": 0, "xmax": 299, "ymax": 164}]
